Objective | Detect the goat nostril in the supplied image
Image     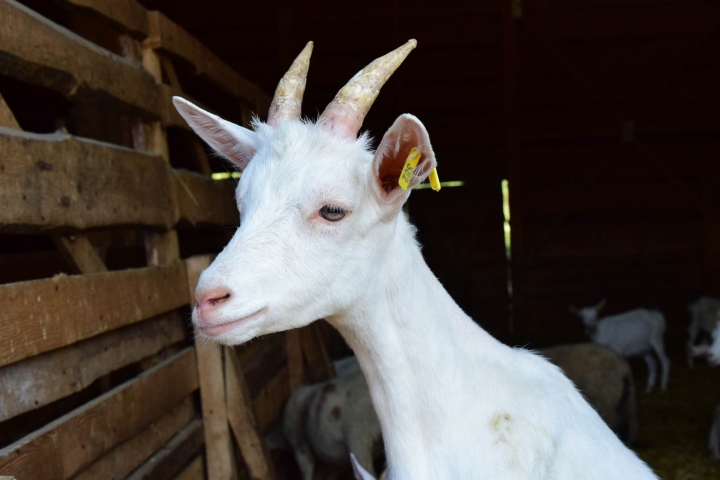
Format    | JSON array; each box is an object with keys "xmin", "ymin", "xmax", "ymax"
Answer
[
  {"xmin": 210, "ymin": 293, "xmax": 231, "ymax": 306},
  {"xmin": 196, "ymin": 288, "xmax": 233, "ymax": 310}
]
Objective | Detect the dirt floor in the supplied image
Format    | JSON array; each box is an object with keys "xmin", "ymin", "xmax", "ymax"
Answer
[{"xmin": 633, "ymin": 354, "xmax": 720, "ymax": 480}]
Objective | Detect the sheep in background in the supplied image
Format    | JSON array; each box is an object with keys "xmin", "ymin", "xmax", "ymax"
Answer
[
  {"xmin": 540, "ymin": 343, "xmax": 638, "ymax": 445},
  {"xmin": 570, "ymin": 299, "xmax": 670, "ymax": 392},
  {"xmin": 687, "ymin": 296, "xmax": 720, "ymax": 367},
  {"xmin": 283, "ymin": 357, "xmax": 382, "ymax": 480}
]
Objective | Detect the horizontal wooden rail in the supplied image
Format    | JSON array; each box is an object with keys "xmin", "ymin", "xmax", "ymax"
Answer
[
  {"xmin": 0, "ymin": 348, "xmax": 199, "ymax": 480},
  {"xmin": 73, "ymin": 396, "xmax": 197, "ymax": 480},
  {"xmin": 0, "ymin": 262, "xmax": 188, "ymax": 368},
  {"xmin": 144, "ymin": 11, "xmax": 269, "ymax": 111},
  {"xmin": 0, "ymin": 129, "xmax": 238, "ymax": 232},
  {"xmin": 0, "ymin": 310, "xmax": 187, "ymax": 421},
  {"xmin": 0, "ymin": 0, "xmax": 180, "ymax": 123},
  {"xmin": 56, "ymin": 0, "xmax": 149, "ymax": 38}
]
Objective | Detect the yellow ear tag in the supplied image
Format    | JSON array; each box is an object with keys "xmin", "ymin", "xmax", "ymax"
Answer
[
  {"xmin": 398, "ymin": 147, "xmax": 422, "ymax": 190},
  {"xmin": 428, "ymin": 168, "xmax": 441, "ymax": 192}
]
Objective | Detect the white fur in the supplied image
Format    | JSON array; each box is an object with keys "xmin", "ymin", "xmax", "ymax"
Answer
[
  {"xmin": 687, "ymin": 296, "xmax": 720, "ymax": 367},
  {"xmin": 571, "ymin": 300, "xmax": 670, "ymax": 393},
  {"xmin": 175, "ymin": 98, "xmax": 657, "ymax": 479}
]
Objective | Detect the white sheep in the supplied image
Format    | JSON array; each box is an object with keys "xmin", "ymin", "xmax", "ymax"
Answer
[
  {"xmin": 570, "ymin": 300, "xmax": 670, "ymax": 392},
  {"xmin": 687, "ymin": 296, "xmax": 720, "ymax": 367},
  {"xmin": 176, "ymin": 40, "xmax": 658, "ymax": 479},
  {"xmin": 283, "ymin": 358, "xmax": 382, "ymax": 480},
  {"xmin": 540, "ymin": 343, "xmax": 638, "ymax": 444}
]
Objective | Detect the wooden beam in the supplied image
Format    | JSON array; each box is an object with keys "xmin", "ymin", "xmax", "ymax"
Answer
[
  {"xmin": 187, "ymin": 256, "xmax": 235, "ymax": 480},
  {"xmin": 125, "ymin": 419, "xmax": 205, "ymax": 480},
  {"xmin": 0, "ymin": 92, "xmax": 19, "ymax": 129},
  {"xmin": 0, "ymin": 310, "xmax": 187, "ymax": 422},
  {"xmin": 55, "ymin": 0, "xmax": 149, "ymax": 38},
  {"xmin": 175, "ymin": 455, "xmax": 206, "ymax": 480},
  {"xmin": 0, "ymin": 262, "xmax": 188, "ymax": 368},
  {"xmin": 145, "ymin": 230, "xmax": 181, "ymax": 267},
  {"xmin": 173, "ymin": 169, "xmax": 239, "ymax": 228},
  {"xmin": 225, "ymin": 349, "xmax": 277, "ymax": 480},
  {"xmin": 144, "ymin": 11, "xmax": 269, "ymax": 109},
  {"xmin": 0, "ymin": 0, "xmax": 165, "ymax": 120},
  {"xmin": 0, "ymin": 348, "xmax": 199, "ymax": 480},
  {"xmin": 252, "ymin": 366, "xmax": 290, "ymax": 436},
  {"xmin": 0, "ymin": 128, "xmax": 173, "ymax": 232},
  {"xmin": 73, "ymin": 396, "xmax": 196, "ymax": 480},
  {"xmin": 0, "ymin": 129, "xmax": 238, "ymax": 232},
  {"xmin": 52, "ymin": 234, "xmax": 107, "ymax": 274}
]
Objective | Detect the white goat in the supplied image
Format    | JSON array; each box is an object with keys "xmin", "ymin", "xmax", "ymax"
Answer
[
  {"xmin": 687, "ymin": 296, "xmax": 720, "ymax": 367},
  {"xmin": 176, "ymin": 40, "xmax": 657, "ymax": 479},
  {"xmin": 570, "ymin": 300, "xmax": 670, "ymax": 393}
]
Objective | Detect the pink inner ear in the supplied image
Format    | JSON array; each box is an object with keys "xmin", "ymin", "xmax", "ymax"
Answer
[{"xmin": 377, "ymin": 131, "xmax": 422, "ymax": 195}]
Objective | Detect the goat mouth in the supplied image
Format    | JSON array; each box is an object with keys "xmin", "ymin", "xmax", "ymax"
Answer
[{"xmin": 198, "ymin": 307, "xmax": 268, "ymax": 336}]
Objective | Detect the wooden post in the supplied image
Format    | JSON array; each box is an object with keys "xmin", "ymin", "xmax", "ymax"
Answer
[
  {"xmin": 501, "ymin": 0, "xmax": 526, "ymax": 335},
  {"xmin": 187, "ymin": 255, "xmax": 237, "ymax": 480},
  {"xmin": 225, "ymin": 348, "xmax": 278, "ymax": 480}
]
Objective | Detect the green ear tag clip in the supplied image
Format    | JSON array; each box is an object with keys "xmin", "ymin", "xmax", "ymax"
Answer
[{"xmin": 398, "ymin": 147, "xmax": 441, "ymax": 191}]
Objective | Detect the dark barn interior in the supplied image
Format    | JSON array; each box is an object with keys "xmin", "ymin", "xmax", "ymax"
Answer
[{"xmin": 1, "ymin": 0, "xmax": 720, "ymax": 479}]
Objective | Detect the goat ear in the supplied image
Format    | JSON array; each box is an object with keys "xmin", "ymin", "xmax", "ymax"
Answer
[
  {"xmin": 350, "ymin": 453, "xmax": 376, "ymax": 480},
  {"xmin": 173, "ymin": 97, "xmax": 259, "ymax": 170},
  {"xmin": 371, "ymin": 114, "xmax": 437, "ymax": 207}
]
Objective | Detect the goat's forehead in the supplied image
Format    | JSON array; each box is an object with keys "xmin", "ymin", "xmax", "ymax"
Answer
[{"xmin": 237, "ymin": 123, "xmax": 371, "ymax": 204}]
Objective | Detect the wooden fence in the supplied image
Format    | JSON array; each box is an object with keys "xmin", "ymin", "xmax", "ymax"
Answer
[{"xmin": 0, "ymin": 1, "xmax": 334, "ymax": 479}]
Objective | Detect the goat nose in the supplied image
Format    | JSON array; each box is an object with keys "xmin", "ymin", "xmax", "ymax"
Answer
[{"xmin": 196, "ymin": 287, "xmax": 233, "ymax": 311}]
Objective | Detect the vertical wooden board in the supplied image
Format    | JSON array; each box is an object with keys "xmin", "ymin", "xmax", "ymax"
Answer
[
  {"xmin": 187, "ymin": 255, "xmax": 235, "ymax": 480},
  {"xmin": 145, "ymin": 230, "xmax": 181, "ymax": 267},
  {"xmin": 0, "ymin": 348, "xmax": 199, "ymax": 480},
  {"xmin": 225, "ymin": 349, "xmax": 277, "ymax": 480},
  {"xmin": 0, "ymin": 263, "xmax": 188, "ymax": 367},
  {"xmin": 0, "ymin": 310, "xmax": 188, "ymax": 422},
  {"xmin": 72, "ymin": 396, "xmax": 196, "ymax": 480}
]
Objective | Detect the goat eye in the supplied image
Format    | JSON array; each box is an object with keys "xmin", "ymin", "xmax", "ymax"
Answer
[{"xmin": 319, "ymin": 204, "xmax": 346, "ymax": 222}]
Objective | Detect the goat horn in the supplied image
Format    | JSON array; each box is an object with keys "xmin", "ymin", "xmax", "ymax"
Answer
[
  {"xmin": 319, "ymin": 39, "xmax": 417, "ymax": 139},
  {"xmin": 267, "ymin": 41, "xmax": 313, "ymax": 127}
]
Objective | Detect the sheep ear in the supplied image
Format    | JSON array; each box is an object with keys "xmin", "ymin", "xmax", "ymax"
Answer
[
  {"xmin": 350, "ymin": 453, "xmax": 376, "ymax": 480},
  {"xmin": 596, "ymin": 299, "xmax": 607, "ymax": 312}
]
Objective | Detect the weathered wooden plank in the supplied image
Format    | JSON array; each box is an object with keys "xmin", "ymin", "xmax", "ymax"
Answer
[
  {"xmin": 0, "ymin": 310, "xmax": 187, "ymax": 422},
  {"xmin": 0, "ymin": 0, "xmax": 161, "ymax": 118},
  {"xmin": 225, "ymin": 349, "xmax": 277, "ymax": 480},
  {"xmin": 187, "ymin": 255, "xmax": 235, "ymax": 480},
  {"xmin": 174, "ymin": 455, "xmax": 206, "ymax": 480},
  {"xmin": 144, "ymin": 11, "xmax": 268, "ymax": 108},
  {"xmin": 0, "ymin": 128, "xmax": 174, "ymax": 232},
  {"xmin": 173, "ymin": 170, "xmax": 239, "ymax": 227},
  {"xmin": 56, "ymin": 0, "xmax": 149, "ymax": 38},
  {"xmin": 0, "ymin": 348, "xmax": 199, "ymax": 480},
  {"xmin": 0, "ymin": 262, "xmax": 188, "ymax": 368},
  {"xmin": 125, "ymin": 419, "xmax": 204, "ymax": 480},
  {"xmin": 252, "ymin": 366, "xmax": 290, "ymax": 436},
  {"xmin": 72, "ymin": 396, "xmax": 196, "ymax": 480}
]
